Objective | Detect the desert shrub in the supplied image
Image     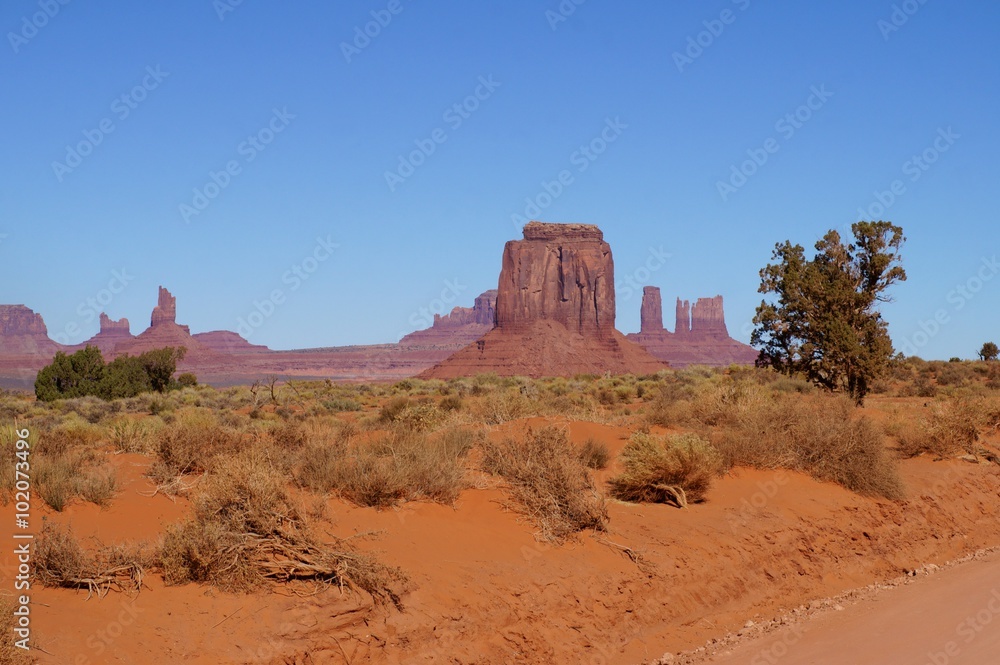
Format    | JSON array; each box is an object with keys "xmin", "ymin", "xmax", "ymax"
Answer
[
  {"xmin": 154, "ymin": 411, "xmax": 246, "ymax": 477},
  {"xmin": 378, "ymin": 396, "xmax": 410, "ymax": 424},
  {"xmin": 897, "ymin": 399, "xmax": 984, "ymax": 459},
  {"xmin": 294, "ymin": 429, "xmax": 471, "ymax": 507},
  {"xmin": 578, "ymin": 438, "xmax": 610, "ymax": 470},
  {"xmin": 33, "ymin": 452, "xmax": 117, "ymax": 511},
  {"xmin": 712, "ymin": 395, "xmax": 904, "ymax": 499},
  {"xmin": 480, "ymin": 427, "xmax": 607, "ymax": 541},
  {"xmin": 937, "ymin": 362, "xmax": 975, "ymax": 387},
  {"xmin": 439, "ymin": 395, "xmax": 463, "ymax": 411},
  {"xmin": 474, "ymin": 387, "xmax": 533, "ymax": 424},
  {"xmin": 33, "ymin": 522, "xmax": 150, "ymax": 596},
  {"xmin": 35, "ymin": 346, "xmax": 186, "ymax": 402},
  {"xmin": 109, "ymin": 417, "xmax": 156, "ymax": 454},
  {"xmin": 176, "ymin": 373, "xmax": 198, "ymax": 388},
  {"xmin": 323, "ymin": 398, "xmax": 362, "ymax": 412},
  {"xmin": 161, "ymin": 448, "xmax": 405, "ymax": 605},
  {"xmin": 608, "ymin": 432, "xmax": 721, "ymax": 507},
  {"xmin": 270, "ymin": 421, "xmax": 308, "ymax": 449}
]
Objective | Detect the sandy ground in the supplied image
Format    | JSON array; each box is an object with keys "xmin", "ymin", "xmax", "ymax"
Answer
[
  {"xmin": 705, "ymin": 551, "xmax": 1000, "ymax": 665},
  {"xmin": 2, "ymin": 413, "xmax": 999, "ymax": 663}
]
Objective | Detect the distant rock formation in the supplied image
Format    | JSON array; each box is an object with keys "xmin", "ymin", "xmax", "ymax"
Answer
[
  {"xmin": 628, "ymin": 287, "xmax": 757, "ymax": 367},
  {"xmin": 150, "ymin": 286, "xmax": 190, "ymax": 334},
  {"xmin": 192, "ymin": 331, "xmax": 269, "ymax": 354},
  {"xmin": 640, "ymin": 286, "xmax": 664, "ymax": 334},
  {"xmin": 80, "ymin": 313, "xmax": 134, "ymax": 354},
  {"xmin": 399, "ymin": 290, "xmax": 497, "ymax": 350},
  {"xmin": 0, "ymin": 305, "xmax": 59, "ymax": 355},
  {"xmin": 421, "ymin": 222, "xmax": 667, "ymax": 378},
  {"xmin": 115, "ymin": 286, "xmax": 207, "ymax": 358}
]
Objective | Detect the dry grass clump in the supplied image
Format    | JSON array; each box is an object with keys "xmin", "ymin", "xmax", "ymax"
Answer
[
  {"xmin": 152, "ymin": 410, "xmax": 247, "ymax": 479},
  {"xmin": 473, "ymin": 387, "xmax": 534, "ymax": 425},
  {"xmin": 578, "ymin": 437, "xmax": 610, "ymax": 470},
  {"xmin": 608, "ymin": 432, "xmax": 722, "ymax": 507},
  {"xmin": 34, "ymin": 522, "xmax": 150, "ymax": 597},
  {"xmin": 480, "ymin": 427, "xmax": 608, "ymax": 542},
  {"xmin": 161, "ymin": 448, "xmax": 406, "ymax": 606},
  {"xmin": 895, "ymin": 398, "xmax": 994, "ymax": 460},
  {"xmin": 21, "ymin": 422, "xmax": 117, "ymax": 511},
  {"xmin": 713, "ymin": 395, "xmax": 904, "ymax": 499},
  {"xmin": 294, "ymin": 428, "xmax": 474, "ymax": 507},
  {"xmin": 109, "ymin": 417, "xmax": 157, "ymax": 454}
]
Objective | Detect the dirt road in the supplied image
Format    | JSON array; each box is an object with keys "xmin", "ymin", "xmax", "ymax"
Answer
[{"xmin": 706, "ymin": 552, "xmax": 1000, "ymax": 665}]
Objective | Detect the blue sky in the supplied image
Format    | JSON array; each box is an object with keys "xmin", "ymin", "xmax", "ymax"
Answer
[{"xmin": 1, "ymin": 1, "xmax": 997, "ymax": 358}]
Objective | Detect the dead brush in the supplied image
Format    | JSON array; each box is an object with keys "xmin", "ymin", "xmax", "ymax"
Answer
[
  {"xmin": 896, "ymin": 398, "xmax": 986, "ymax": 460},
  {"xmin": 712, "ymin": 394, "xmax": 905, "ymax": 499},
  {"xmin": 161, "ymin": 447, "xmax": 406, "ymax": 607},
  {"xmin": 33, "ymin": 522, "xmax": 151, "ymax": 598},
  {"xmin": 608, "ymin": 432, "xmax": 722, "ymax": 508},
  {"xmin": 294, "ymin": 428, "xmax": 473, "ymax": 507},
  {"xmin": 153, "ymin": 411, "xmax": 248, "ymax": 479},
  {"xmin": 480, "ymin": 426, "xmax": 608, "ymax": 542},
  {"xmin": 29, "ymin": 425, "xmax": 117, "ymax": 511}
]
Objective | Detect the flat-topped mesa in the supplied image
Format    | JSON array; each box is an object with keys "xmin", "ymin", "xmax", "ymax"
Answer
[
  {"xmin": 496, "ymin": 222, "xmax": 615, "ymax": 337},
  {"xmin": 99, "ymin": 313, "xmax": 130, "ymax": 334},
  {"xmin": 522, "ymin": 221, "xmax": 604, "ymax": 242},
  {"xmin": 640, "ymin": 286, "xmax": 664, "ymax": 334},
  {"xmin": 0, "ymin": 305, "xmax": 49, "ymax": 337},
  {"xmin": 675, "ymin": 298, "xmax": 691, "ymax": 336},
  {"xmin": 420, "ymin": 222, "xmax": 668, "ymax": 378},
  {"xmin": 692, "ymin": 296, "xmax": 728, "ymax": 336},
  {"xmin": 0, "ymin": 304, "xmax": 60, "ymax": 356}
]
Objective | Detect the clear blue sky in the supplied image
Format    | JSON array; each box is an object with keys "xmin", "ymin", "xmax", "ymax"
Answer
[{"xmin": 1, "ymin": 1, "xmax": 997, "ymax": 358}]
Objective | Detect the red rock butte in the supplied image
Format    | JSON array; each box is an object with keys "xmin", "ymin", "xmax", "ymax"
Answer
[
  {"xmin": 627, "ymin": 286, "xmax": 758, "ymax": 367},
  {"xmin": 420, "ymin": 222, "xmax": 667, "ymax": 378}
]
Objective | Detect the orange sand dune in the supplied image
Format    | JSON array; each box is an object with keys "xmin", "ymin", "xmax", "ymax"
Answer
[{"xmin": 2, "ymin": 417, "xmax": 999, "ymax": 664}]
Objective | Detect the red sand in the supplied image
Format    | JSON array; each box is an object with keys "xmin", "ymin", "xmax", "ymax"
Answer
[{"xmin": 2, "ymin": 417, "xmax": 999, "ymax": 664}]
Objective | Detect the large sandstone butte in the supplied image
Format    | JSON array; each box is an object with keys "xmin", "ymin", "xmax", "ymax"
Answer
[
  {"xmin": 114, "ymin": 286, "xmax": 213, "ymax": 359},
  {"xmin": 399, "ymin": 290, "xmax": 497, "ymax": 350},
  {"xmin": 0, "ymin": 305, "xmax": 60, "ymax": 355},
  {"xmin": 421, "ymin": 222, "xmax": 667, "ymax": 378},
  {"xmin": 627, "ymin": 287, "xmax": 758, "ymax": 367}
]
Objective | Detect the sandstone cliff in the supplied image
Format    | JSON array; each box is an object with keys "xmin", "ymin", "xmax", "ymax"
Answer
[
  {"xmin": 0, "ymin": 305, "xmax": 60, "ymax": 355},
  {"xmin": 421, "ymin": 222, "xmax": 667, "ymax": 378}
]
